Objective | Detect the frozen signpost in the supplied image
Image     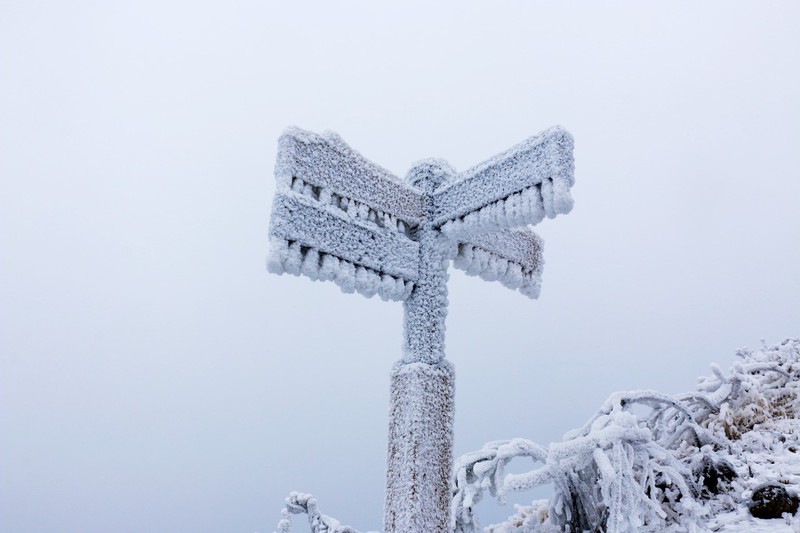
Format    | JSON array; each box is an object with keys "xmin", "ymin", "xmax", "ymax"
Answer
[{"xmin": 267, "ymin": 126, "xmax": 575, "ymax": 533}]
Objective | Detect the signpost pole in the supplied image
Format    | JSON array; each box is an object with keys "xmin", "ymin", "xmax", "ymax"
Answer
[{"xmin": 384, "ymin": 162, "xmax": 455, "ymax": 533}]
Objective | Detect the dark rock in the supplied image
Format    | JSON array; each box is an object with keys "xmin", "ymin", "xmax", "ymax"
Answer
[
  {"xmin": 695, "ymin": 457, "xmax": 737, "ymax": 495},
  {"xmin": 749, "ymin": 483, "xmax": 799, "ymax": 519}
]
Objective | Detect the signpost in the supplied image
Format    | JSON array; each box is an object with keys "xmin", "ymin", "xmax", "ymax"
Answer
[{"xmin": 268, "ymin": 126, "xmax": 574, "ymax": 533}]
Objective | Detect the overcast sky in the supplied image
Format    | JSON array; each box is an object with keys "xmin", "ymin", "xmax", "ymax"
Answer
[{"xmin": 1, "ymin": 2, "xmax": 799, "ymax": 532}]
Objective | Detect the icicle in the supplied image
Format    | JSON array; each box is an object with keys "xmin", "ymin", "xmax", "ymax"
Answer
[
  {"xmin": 401, "ymin": 280, "xmax": 415, "ymax": 299},
  {"xmin": 319, "ymin": 188, "xmax": 332, "ymax": 205},
  {"xmin": 365, "ymin": 269, "xmax": 382, "ymax": 297},
  {"xmin": 463, "ymin": 212, "xmax": 478, "ymax": 232},
  {"xmin": 355, "ymin": 266, "xmax": 379, "ymax": 297},
  {"xmin": 266, "ymin": 238, "xmax": 288, "ymax": 274},
  {"xmin": 505, "ymin": 193, "xmax": 520, "ymax": 226},
  {"xmin": 395, "ymin": 277, "xmax": 407, "ymax": 299},
  {"xmin": 284, "ymin": 242, "xmax": 303, "ymax": 275},
  {"xmin": 445, "ymin": 240, "xmax": 459, "ymax": 260},
  {"xmin": 346, "ymin": 199, "xmax": 359, "ymax": 218},
  {"xmin": 501, "ymin": 194, "xmax": 514, "ymax": 227},
  {"xmin": 319, "ymin": 189, "xmax": 333, "ymax": 205},
  {"xmin": 489, "ymin": 201, "xmax": 502, "ymax": 230},
  {"xmin": 358, "ymin": 202, "xmax": 369, "ymax": 220},
  {"xmin": 553, "ymin": 178, "xmax": 574, "ymax": 214},
  {"xmin": 303, "ymin": 184, "xmax": 314, "ymax": 198},
  {"xmin": 501, "ymin": 262, "xmax": 524, "ymax": 289},
  {"xmin": 520, "ymin": 273, "xmax": 541, "ymax": 299},
  {"xmin": 291, "ymin": 177, "xmax": 304, "ymax": 193},
  {"xmin": 491, "ymin": 256, "xmax": 509, "ymax": 281},
  {"xmin": 300, "ymin": 248, "xmax": 320, "ymax": 281},
  {"xmin": 452, "ymin": 218, "xmax": 465, "ymax": 236},
  {"xmin": 482, "ymin": 255, "xmax": 501, "ymax": 282},
  {"xmin": 379, "ymin": 274, "xmax": 398, "ymax": 301},
  {"xmin": 318, "ymin": 253, "xmax": 339, "ymax": 281},
  {"xmin": 522, "ymin": 185, "xmax": 545, "ymax": 226},
  {"xmin": 335, "ymin": 260, "xmax": 356, "ymax": 293},
  {"xmin": 541, "ymin": 178, "xmax": 555, "ymax": 219},
  {"xmin": 397, "ymin": 220, "xmax": 406, "ymax": 234},
  {"xmin": 458, "ymin": 244, "xmax": 474, "ymax": 269},
  {"xmin": 478, "ymin": 203, "xmax": 494, "ymax": 231},
  {"xmin": 466, "ymin": 248, "xmax": 489, "ymax": 276}
]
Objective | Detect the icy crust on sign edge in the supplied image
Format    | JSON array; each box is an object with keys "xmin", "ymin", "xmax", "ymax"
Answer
[
  {"xmin": 433, "ymin": 126, "xmax": 575, "ymax": 236},
  {"xmin": 267, "ymin": 236, "xmax": 415, "ymax": 302},
  {"xmin": 281, "ymin": 173, "xmax": 420, "ymax": 244},
  {"xmin": 269, "ymin": 187, "xmax": 420, "ymax": 280},
  {"xmin": 452, "ymin": 229, "xmax": 544, "ymax": 299},
  {"xmin": 276, "ymin": 126, "xmax": 425, "ymax": 224},
  {"xmin": 456, "ymin": 126, "xmax": 575, "ymax": 189}
]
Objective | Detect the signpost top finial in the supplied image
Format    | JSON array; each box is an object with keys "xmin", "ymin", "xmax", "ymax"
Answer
[{"xmin": 405, "ymin": 158, "xmax": 456, "ymax": 193}]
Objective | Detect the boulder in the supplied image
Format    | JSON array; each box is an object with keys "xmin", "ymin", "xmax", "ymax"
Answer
[
  {"xmin": 749, "ymin": 483, "xmax": 799, "ymax": 519},
  {"xmin": 696, "ymin": 457, "xmax": 737, "ymax": 495}
]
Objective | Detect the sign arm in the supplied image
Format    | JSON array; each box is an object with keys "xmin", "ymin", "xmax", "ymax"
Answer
[
  {"xmin": 268, "ymin": 128, "xmax": 422, "ymax": 301},
  {"xmin": 452, "ymin": 228, "xmax": 545, "ymax": 299},
  {"xmin": 433, "ymin": 126, "xmax": 575, "ymax": 239}
]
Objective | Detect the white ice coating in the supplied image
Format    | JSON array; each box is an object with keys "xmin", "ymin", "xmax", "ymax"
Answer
[
  {"xmin": 452, "ymin": 229, "xmax": 544, "ymax": 299},
  {"xmin": 385, "ymin": 360, "xmax": 455, "ymax": 533},
  {"xmin": 275, "ymin": 492, "xmax": 378, "ymax": 533},
  {"xmin": 435, "ymin": 126, "xmax": 574, "ymax": 239},
  {"xmin": 266, "ymin": 126, "xmax": 575, "ymax": 533},
  {"xmin": 267, "ymin": 126, "xmax": 573, "ymax": 302},
  {"xmin": 452, "ymin": 338, "xmax": 800, "ymax": 533}
]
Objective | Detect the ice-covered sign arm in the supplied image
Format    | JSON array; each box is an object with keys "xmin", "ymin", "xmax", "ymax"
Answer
[
  {"xmin": 434, "ymin": 126, "xmax": 574, "ymax": 237},
  {"xmin": 267, "ymin": 128, "xmax": 423, "ymax": 301}
]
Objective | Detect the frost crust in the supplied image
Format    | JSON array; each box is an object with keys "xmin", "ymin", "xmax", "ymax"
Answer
[{"xmin": 453, "ymin": 338, "xmax": 800, "ymax": 533}]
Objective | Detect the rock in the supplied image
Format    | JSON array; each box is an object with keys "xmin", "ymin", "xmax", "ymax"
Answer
[
  {"xmin": 749, "ymin": 483, "xmax": 799, "ymax": 519},
  {"xmin": 696, "ymin": 457, "xmax": 737, "ymax": 495}
]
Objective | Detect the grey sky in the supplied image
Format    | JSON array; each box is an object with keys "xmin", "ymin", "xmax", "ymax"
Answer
[{"xmin": 1, "ymin": 2, "xmax": 798, "ymax": 532}]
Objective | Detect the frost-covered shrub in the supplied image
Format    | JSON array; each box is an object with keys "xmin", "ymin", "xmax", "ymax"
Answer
[
  {"xmin": 275, "ymin": 492, "xmax": 378, "ymax": 533},
  {"xmin": 452, "ymin": 394, "xmax": 704, "ymax": 533},
  {"xmin": 698, "ymin": 340, "xmax": 800, "ymax": 440},
  {"xmin": 453, "ymin": 338, "xmax": 800, "ymax": 533}
]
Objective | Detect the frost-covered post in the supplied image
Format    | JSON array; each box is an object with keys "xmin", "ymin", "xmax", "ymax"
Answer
[
  {"xmin": 385, "ymin": 161, "xmax": 455, "ymax": 533},
  {"xmin": 267, "ymin": 126, "xmax": 574, "ymax": 533}
]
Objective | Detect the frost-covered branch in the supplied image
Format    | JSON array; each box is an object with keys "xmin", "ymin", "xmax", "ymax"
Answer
[
  {"xmin": 452, "ymin": 439, "xmax": 549, "ymax": 532},
  {"xmin": 452, "ymin": 338, "xmax": 800, "ymax": 533},
  {"xmin": 275, "ymin": 492, "xmax": 376, "ymax": 533}
]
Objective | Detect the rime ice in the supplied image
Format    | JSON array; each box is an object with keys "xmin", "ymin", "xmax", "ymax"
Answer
[
  {"xmin": 267, "ymin": 126, "xmax": 575, "ymax": 533},
  {"xmin": 452, "ymin": 338, "xmax": 800, "ymax": 533},
  {"xmin": 267, "ymin": 126, "xmax": 574, "ymax": 302}
]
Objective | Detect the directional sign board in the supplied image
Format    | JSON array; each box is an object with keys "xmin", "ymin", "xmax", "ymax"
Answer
[{"xmin": 268, "ymin": 126, "xmax": 573, "ymax": 301}]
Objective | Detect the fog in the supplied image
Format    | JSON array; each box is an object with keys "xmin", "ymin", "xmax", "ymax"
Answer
[{"xmin": 1, "ymin": 2, "xmax": 798, "ymax": 531}]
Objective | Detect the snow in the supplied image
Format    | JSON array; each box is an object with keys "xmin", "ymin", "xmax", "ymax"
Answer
[{"xmin": 453, "ymin": 338, "xmax": 800, "ymax": 533}]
